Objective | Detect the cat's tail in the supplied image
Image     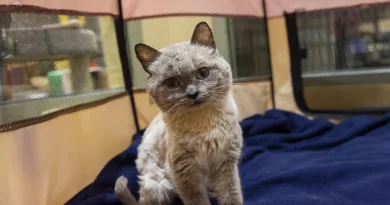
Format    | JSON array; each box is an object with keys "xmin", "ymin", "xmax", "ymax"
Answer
[{"xmin": 115, "ymin": 175, "xmax": 138, "ymax": 205}]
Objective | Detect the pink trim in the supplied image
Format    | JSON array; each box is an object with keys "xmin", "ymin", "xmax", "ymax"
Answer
[
  {"xmin": 121, "ymin": 0, "xmax": 264, "ymax": 20},
  {"xmin": 0, "ymin": 0, "xmax": 387, "ymax": 22},
  {"xmin": 267, "ymin": 0, "xmax": 390, "ymax": 17}
]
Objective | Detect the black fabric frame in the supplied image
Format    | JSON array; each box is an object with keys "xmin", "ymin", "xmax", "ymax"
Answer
[
  {"xmin": 262, "ymin": 0, "xmax": 275, "ymax": 108},
  {"xmin": 115, "ymin": 0, "xmax": 140, "ymax": 132}
]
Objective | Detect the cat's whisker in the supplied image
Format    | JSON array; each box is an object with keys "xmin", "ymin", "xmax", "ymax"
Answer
[
  {"xmin": 160, "ymin": 101, "xmax": 176, "ymax": 109},
  {"xmin": 160, "ymin": 98, "xmax": 186, "ymax": 110},
  {"xmin": 171, "ymin": 106, "xmax": 183, "ymax": 119},
  {"xmin": 165, "ymin": 103, "xmax": 180, "ymax": 115},
  {"xmin": 214, "ymin": 85, "xmax": 228, "ymax": 89},
  {"xmin": 165, "ymin": 100, "xmax": 186, "ymax": 115}
]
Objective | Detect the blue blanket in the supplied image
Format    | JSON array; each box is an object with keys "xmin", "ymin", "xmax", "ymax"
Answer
[{"xmin": 66, "ymin": 109, "xmax": 390, "ymax": 205}]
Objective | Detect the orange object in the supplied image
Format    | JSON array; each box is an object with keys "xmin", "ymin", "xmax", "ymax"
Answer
[{"xmin": 89, "ymin": 62, "xmax": 98, "ymax": 68}]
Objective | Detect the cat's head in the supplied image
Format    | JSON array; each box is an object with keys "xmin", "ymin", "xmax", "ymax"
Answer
[{"xmin": 135, "ymin": 22, "xmax": 232, "ymax": 113}]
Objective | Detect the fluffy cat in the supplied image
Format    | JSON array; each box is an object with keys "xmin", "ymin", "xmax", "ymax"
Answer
[{"xmin": 115, "ymin": 21, "xmax": 243, "ymax": 205}]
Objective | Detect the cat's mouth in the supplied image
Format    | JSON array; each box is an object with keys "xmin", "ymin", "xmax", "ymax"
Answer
[{"xmin": 191, "ymin": 100, "xmax": 205, "ymax": 106}]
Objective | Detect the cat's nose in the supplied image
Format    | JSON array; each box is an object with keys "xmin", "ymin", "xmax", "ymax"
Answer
[
  {"xmin": 187, "ymin": 91, "xmax": 199, "ymax": 99},
  {"xmin": 186, "ymin": 85, "xmax": 199, "ymax": 99}
]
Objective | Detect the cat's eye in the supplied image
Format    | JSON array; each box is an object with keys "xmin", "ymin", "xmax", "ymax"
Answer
[
  {"xmin": 164, "ymin": 77, "xmax": 180, "ymax": 88},
  {"xmin": 196, "ymin": 67, "xmax": 209, "ymax": 79}
]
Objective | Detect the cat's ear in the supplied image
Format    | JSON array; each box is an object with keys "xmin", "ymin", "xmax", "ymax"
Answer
[
  {"xmin": 190, "ymin": 22, "xmax": 216, "ymax": 49},
  {"xmin": 135, "ymin": 43, "xmax": 161, "ymax": 74}
]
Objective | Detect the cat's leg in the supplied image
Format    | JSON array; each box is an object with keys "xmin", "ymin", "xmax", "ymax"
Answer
[
  {"xmin": 136, "ymin": 113, "xmax": 174, "ymax": 204},
  {"xmin": 169, "ymin": 150, "xmax": 210, "ymax": 205},
  {"xmin": 210, "ymin": 162, "xmax": 243, "ymax": 205},
  {"xmin": 115, "ymin": 176, "xmax": 138, "ymax": 205},
  {"xmin": 115, "ymin": 174, "xmax": 175, "ymax": 205},
  {"xmin": 138, "ymin": 167, "xmax": 175, "ymax": 205}
]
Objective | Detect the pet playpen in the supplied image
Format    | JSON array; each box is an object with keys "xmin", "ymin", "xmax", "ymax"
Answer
[{"xmin": 1, "ymin": 0, "xmax": 390, "ymax": 204}]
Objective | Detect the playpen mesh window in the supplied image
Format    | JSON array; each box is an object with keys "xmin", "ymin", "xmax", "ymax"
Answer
[
  {"xmin": 0, "ymin": 11, "xmax": 125, "ymax": 125},
  {"xmin": 228, "ymin": 17, "xmax": 271, "ymax": 80},
  {"xmin": 297, "ymin": 4, "xmax": 390, "ymax": 84},
  {"xmin": 289, "ymin": 2, "xmax": 390, "ymax": 113}
]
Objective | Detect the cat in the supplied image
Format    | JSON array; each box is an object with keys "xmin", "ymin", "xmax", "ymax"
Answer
[{"xmin": 115, "ymin": 21, "xmax": 243, "ymax": 205}]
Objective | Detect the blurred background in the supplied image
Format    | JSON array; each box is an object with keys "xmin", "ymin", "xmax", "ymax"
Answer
[{"xmin": 0, "ymin": 13, "xmax": 272, "ymax": 127}]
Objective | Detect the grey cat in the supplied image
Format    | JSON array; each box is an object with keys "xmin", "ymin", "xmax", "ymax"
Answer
[{"xmin": 115, "ymin": 21, "xmax": 243, "ymax": 205}]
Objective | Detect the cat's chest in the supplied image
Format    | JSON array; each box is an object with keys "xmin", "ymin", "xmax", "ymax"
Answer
[
  {"xmin": 166, "ymin": 120, "xmax": 242, "ymax": 176},
  {"xmin": 168, "ymin": 120, "xmax": 242, "ymax": 154}
]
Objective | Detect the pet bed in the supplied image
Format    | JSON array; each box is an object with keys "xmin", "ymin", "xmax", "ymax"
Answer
[{"xmin": 66, "ymin": 109, "xmax": 390, "ymax": 205}]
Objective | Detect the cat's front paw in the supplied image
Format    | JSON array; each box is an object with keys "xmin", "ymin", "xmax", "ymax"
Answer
[
  {"xmin": 115, "ymin": 175, "xmax": 129, "ymax": 196},
  {"xmin": 115, "ymin": 175, "xmax": 138, "ymax": 205},
  {"xmin": 220, "ymin": 196, "xmax": 243, "ymax": 205},
  {"xmin": 208, "ymin": 190, "xmax": 218, "ymax": 199}
]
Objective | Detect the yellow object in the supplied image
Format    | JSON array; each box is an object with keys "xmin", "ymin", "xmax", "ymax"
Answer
[
  {"xmin": 55, "ymin": 60, "xmax": 69, "ymax": 70},
  {"xmin": 58, "ymin": 15, "xmax": 70, "ymax": 24},
  {"xmin": 78, "ymin": 16, "xmax": 86, "ymax": 26},
  {"xmin": 55, "ymin": 15, "xmax": 71, "ymax": 70},
  {"xmin": 54, "ymin": 15, "xmax": 86, "ymax": 70}
]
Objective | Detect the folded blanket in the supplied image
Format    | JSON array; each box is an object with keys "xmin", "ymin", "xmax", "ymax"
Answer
[{"xmin": 66, "ymin": 109, "xmax": 390, "ymax": 205}]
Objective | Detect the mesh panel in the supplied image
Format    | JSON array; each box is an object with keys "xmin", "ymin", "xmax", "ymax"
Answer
[
  {"xmin": 297, "ymin": 3, "xmax": 390, "ymax": 74},
  {"xmin": 294, "ymin": 3, "xmax": 390, "ymax": 112},
  {"xmin": 0, "ymin": 11, "xmax": 124, "ymax": 125},
  {"xmin": 228, "ymin": 17, "xmax": 271, "ymax": 79}
]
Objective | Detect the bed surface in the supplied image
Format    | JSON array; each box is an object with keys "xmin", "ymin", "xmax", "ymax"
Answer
[{"xmin": 66, "ymin": 109, "xmax": 390, "ymax": 205}]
